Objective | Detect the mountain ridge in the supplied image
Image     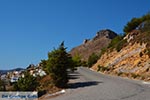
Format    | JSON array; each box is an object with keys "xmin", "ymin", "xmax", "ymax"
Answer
[
  {"xmin": 0, "ymin": 68, "xmax": 25, "ymax": 75},
  {"xmin": 69, "ymin": 29, "xmax": 118, "ymax": 61}
]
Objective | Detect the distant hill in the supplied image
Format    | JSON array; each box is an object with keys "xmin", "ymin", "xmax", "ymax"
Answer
[
  {"xmin": 0, "ymin": 68, "xmax": 25, "ymax": 75},
  {"xmin": 69, "ymin": 29, "xmax": 118, "ymax": 61}
]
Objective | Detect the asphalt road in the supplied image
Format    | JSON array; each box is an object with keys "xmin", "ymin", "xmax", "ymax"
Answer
[{"xmin": 49, "ymin": 67, "xmax": 150, "ymax": 100}]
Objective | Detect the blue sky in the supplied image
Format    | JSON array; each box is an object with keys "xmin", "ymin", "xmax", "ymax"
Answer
[{"xmin": 0, "ymin": 0, "xmax": 149, "ymax": 70}]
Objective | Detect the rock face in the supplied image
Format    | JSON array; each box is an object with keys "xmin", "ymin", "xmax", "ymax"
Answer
[
  {"xmin": 92, "ymin": 30, "xmax": 150, "ymax": 81},
  {"xmin": 69, "ymin": 29, "xmax": 118, "ymax": 61}
]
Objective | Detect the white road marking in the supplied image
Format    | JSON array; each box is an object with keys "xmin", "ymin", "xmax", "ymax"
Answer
[
  {"xmin": 142, "ymin": 81, "xmax": 150, "ymax": 85},
  {"xmin": 45, "ymin": 89, "xmax": 66, "ymax": 98}
]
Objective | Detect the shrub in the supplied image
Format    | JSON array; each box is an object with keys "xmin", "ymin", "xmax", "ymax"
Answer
[
  {"xmin": 14, "ymin": 72, "xmax": 39, "ymax": 91},
  {"xmin": 116, "ymin": 39, "xmax": 127, "ymax": 52},
  {"xmin": 88, "ymin": 53, "xmax": 99, "ymax": 68},
  {"xmin": 108, "ymin": 35, "xmax": 123, "ymax": 49},
  {"xmin": 97, "ymin": 65, "xmax": 110, "ymax": 72},
  {"xmin": 117, "ymin": 72, "xmax": 123, "ymax": 76},
  {"xmin": 81, "ymin": 61, "xmax": 88, "ymax": 67},
  {"xmin": 131, "ymin": 73, "xmax": 139, "ymax": 79},
  {"xmin": 97, "ymin": 65, "xmax": 101, "ymax": 72},
  {"xmin": 107, "ymin": 35, "xmax": 127, "ymax": 52},
  {"xmin": 71, "ymin": 54, "xmax": 82, "ymax": 71},
  {"xmin": 99, "ymin": 47, "xmax": 107, "ymax": 57}
]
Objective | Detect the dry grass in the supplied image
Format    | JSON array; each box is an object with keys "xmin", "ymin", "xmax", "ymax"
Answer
[{"xmin": 38, "ymin": 75, "xmax": 61, "ymax": 99}]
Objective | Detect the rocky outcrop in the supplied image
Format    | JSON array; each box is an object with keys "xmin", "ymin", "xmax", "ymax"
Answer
[
  {"xmin": 69, "ymin": 29, "xmax": 118, "ymax": 61},
  {"xmin": 94, "ymin": 29, "xmax": 118, "ymax": 40},
  {"xmin": 124, "ymin": 30, "xmax": 140, "ymax": 42}
]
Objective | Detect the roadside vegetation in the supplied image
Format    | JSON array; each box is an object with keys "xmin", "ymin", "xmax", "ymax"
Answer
[
  {"xmin": 87, "ymin": 53, "xmax": 99, "ymax": 68},
  {"xmin": 0, "ymin": 42, "xmax": 81, "ymax": 98},
  {"xmin": 14, "ymin": 71, "xmax": 39, "ymax": 91},
  {"xmin": 0, "ymin": 79, "xmax": 6, "ymax": 91},
  {"xmin": 46, "ymin": 42, "xmax": 72, "ymax": 88},
  {"xmin": 38, "ymin": 42, "xmax": 81, "ymax": 95}
]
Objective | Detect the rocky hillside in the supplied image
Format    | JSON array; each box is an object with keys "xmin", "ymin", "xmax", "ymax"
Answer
[
  {"xmin": 91, "ymin": 13, "xmax": 150, "ymax": 81},
  {"xmin": 69, "ymin": 29, "xmax": 118, "ymax": 61},
  {"xmin": 92, "ymin": 30, "xmax": 150, "ymax": 81}
]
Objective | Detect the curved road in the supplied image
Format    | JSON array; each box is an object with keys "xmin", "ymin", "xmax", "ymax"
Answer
[{"xmin": 50, "ymin": 67, "xmax": 150, "ymax": 100}]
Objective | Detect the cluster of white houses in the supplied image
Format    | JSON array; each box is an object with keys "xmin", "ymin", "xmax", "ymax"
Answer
[{"xmin": 0, "ymin": 64, "xmax": 46, "ymax": 83}]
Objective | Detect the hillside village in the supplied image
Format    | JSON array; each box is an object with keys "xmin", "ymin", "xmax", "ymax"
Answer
[{"xmin": 0, "ymin": 64, "xmax": 46, "ymax": 90}]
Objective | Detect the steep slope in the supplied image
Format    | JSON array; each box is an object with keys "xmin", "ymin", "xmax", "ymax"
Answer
[
  {"xmin": 92, "ymin": 30, "xmax": 150, "ymax": 81},
  {"xmin": 70, "ymin": 29, "xmax": 118, "ymax": 61}
]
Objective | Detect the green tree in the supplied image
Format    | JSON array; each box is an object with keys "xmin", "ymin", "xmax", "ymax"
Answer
[
  {"xmin": 88, "ymin": 53, "xmax": 99, "ymax": 68},
  {"xmin": 123, "ymin": 13, "xmax": 150, "ymax": 33},
  {"xmin": 47, "ymin": 42, "xmax": 72, "ymax": 88},
  {"xmin": 142, "ymin": 13, "xmax": 150, "ymax": 21},
  {"xmin": 14, "ymin": 72, "xmax": 39, "ymax": 91},
  {"xmin": 123, "ymin": 18, "xmax": 142, "ymax": 33},
  {"xmin": 140, "ymin": 20, "xmax": 150, "ymax": 32}
]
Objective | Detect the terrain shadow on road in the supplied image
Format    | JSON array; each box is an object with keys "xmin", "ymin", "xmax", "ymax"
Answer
[
  {"xmin": 68, "ymin": 81, "xmax": 102, "ymax": 89},
  {"xmin": 68, "ymin": 74, "xmax": 80, "ymax": 79},
  {"xmin": 68, "ymin": 72, "xmax": 81, "ymax": 79}
]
